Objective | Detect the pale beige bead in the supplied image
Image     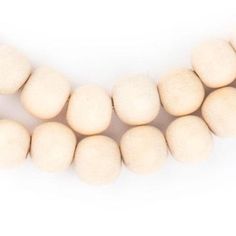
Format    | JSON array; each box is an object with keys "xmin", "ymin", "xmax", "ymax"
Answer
[
  {"xmin": 21, "ymin": 66, "xmax": 71, "ymax": 119},
  {"xmin": 192, "ymin": 39, "xmax": 236, "ymax": 88},
  {"xmin": 67, "ymin": 85, "xmax": 112, "ymax": 135},
  {"xmin": 0, "ymin": 119, "xmax": 30, "ymax": 168},
  {"xmin": 113, "ymin": 75, "xmax": 160, "ymax": 125},
  {"xmin": 166, "ymin": 115, "xmax": 213, "ymax": 163},
  {"xmin": 202, "ymin": 87, "xmax": 236, "ymax": 137},
  {"xmin": 0, "ymin": 45, "xmax": 31, "ymax": 94},
  {"xmin": 31, "ymin": 122, "xmax": 76, "ymax": 172},
  {"xmin": 74, "ymin": 135, "xmax": 121, "ymax": 185},
  {"xmin": 158, "ymin": 69, "xmax": 205, "ymax": 116},
  {"xmin": 120, "ymin": 126, "xmax": 167, "ymax": 174}
]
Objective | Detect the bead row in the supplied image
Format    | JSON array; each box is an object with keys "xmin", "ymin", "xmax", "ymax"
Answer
[{"xmin": 0, "ymin": 35, "xmax": 236, "ymax": 185}]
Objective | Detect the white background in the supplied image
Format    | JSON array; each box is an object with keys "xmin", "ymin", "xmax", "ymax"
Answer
[{"xmin": 0, "ymin": 0, "xmax": 236, "ymax": 235}]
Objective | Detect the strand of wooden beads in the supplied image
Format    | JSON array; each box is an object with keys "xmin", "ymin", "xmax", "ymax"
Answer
[{"xmin": 0, "ymin": 33, "xmax": 236, "ymax": 185}]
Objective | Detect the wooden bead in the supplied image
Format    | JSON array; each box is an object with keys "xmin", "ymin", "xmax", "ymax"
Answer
[
  {"xmin": 202, "ymin": 87, "xmax": 236, "ymax": 137},
  {"xmin": 21, "ymin": 66, "xmax": 71, "ymax": 119},
  {"xmin": 120, "ymin": 126, "xmax": 167, "ymax": 174},
  {"xmin": 0, "ymin": 45, "xmax": 31, "ymax": 94},
  {"xmin": 0, "ymin": 119, "xmax": 30, "ymax": 168},
  {"xmin": 74, "ymin": 135, "xmax": 121, "ymax": 185},
  {"xmin": 192, "ymin": 39, "xmax": 236, "ymax": 88},
  {"xmin": 113, "ymin": 75, "xmax": 160, "ymax": 125},
  {"xmin": 158, "ymin": 69, "xmax": 205, "ymax": 116},
  {"xmin": 31, "ymin": 122, "xmax": 76, "ymax": 172},
  {"xmin": 166, "ymin": 115, "xmax": 213, "ymax": 162},
  {"xmin": 67, "ymin": 85, "xmax": 112, "ymax": 135}
]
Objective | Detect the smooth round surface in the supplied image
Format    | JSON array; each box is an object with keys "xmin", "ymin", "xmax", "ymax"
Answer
[
  {"xmin": 67, "ymin": 85, "xmax": 112, "ymax": 135},
  {"xmin": 158, "ymin": 69, "xmax": 205, "ymax": 116},
  {"xmin": 31, "ymin": 122, "xmax": 76, "ymax": 172},
  {"xmin": 0, "ymin": 119, "xmax": 30, "ymax": 168},
  {"xmin": 202, "ymin": 87, "xmax": 236, "ymax": 137},
  {"xmin": 113, "ymin": 75, "xmax": 160, "ymax": 125},
  {"xmin": 120, "ymin": 126, "xmax": 167, "ymax": 174},
  {"xmin": 21, "ymin": 66, "xmax": 71, "ymax": 119},
  {"xmin": 74, "ymin": 135, "xmax": 121, "ymax": 185},
  {"xmin": 192, "ymin": 39, "xmax": 236, "ymax": 88},
  {"xmin": 0, "ymin": 45, "xmax": 31, "ymax": 94},
  {"xmin": 166, "ymin": 115, "xmax": 213, "ymax": 163}
]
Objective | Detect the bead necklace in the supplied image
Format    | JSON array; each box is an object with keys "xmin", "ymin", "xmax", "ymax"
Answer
[{"xmin": 0, "ymin": 36, "xmax": 236, "ymax": 185}]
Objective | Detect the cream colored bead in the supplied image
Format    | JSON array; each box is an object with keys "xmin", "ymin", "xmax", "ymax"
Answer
[
  {"xmin": 31, "ymin": 122, "xmax": 76, "ymax": 172},
  {"xmin": 67, "ymin": 85, "xmax": 112, "ymax": 135},
  {"xmin": 166, "ymin": 115, "xmax": 213, "ymax": 163},
  {"xmin": 202, "ymin": 87, "xmax": 236, "ymax": 137},
  {"xmin": 120, "ymin": 126, "xmax": 167, "ymax": 174},
  {"xmin": 74, "ymin": 135, "xmax": 121, "ymax": 185},
  {"xmin": 192, "ymin": 39, "xmax": 236, "ymax": 88},
  {"xmin": 158, "ymin": 69, "xmax": 205, "ymax": 116},
  {"xmin": 0, "ymin": 119, "xmax": 30, "ymax": 168},
  {"xmin": 21, "ymin": 66, "xmax": 71, "ymax": 119},
  {"xmin": 0, "ymin": 45, "xmax": 31, "ymax": 94},
  {"xmin": 113, "ymin": 75, "xmax": 160, "ymax": 125}
]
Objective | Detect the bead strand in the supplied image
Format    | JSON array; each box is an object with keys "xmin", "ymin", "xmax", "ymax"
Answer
[{"xmin": 0, "ymin": 32, "xmax": 235, "ymax": 185}]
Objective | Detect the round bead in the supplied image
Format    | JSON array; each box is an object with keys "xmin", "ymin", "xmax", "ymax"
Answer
[
  {"xmin": 113, "ymin": 75, "xmax": 160, "ymax": 125},
  {"xmin": 166, "ymin": 115, "xmax": 213, "ymax": 163},
  {"xmin": 74, "ymin": 135, "xmax": 121, "ymax": 185},
  {"xmin": 202, "ymin": 87, "xmax": 236, "ymax": 137},
  {"xmin": 158, "ymin": 69, "xmax": 205, "ymax": 116},
  {"xmin": 21, "ymin": 66, "xmax": 71, "ymax": 119},
  {"xmin": 120, "ymin": 126, "xmax": 167, "ymax": 174},
  {"xmin": 0, "ymin": 45, "xmax": 31, "ymax": 94},
  {"xmin": 67, "ymin": 85, "xmax": 112, "ymax": 135},
  {"xmin": 0, "ymin": 119, "xmax": 30, "ymax": 168},
  {"xmin": 192, "ymin": 39, "xmax": 236, "ymax": 88},
  {"xmin": 31, "ymin": 122, "xmax": 76, "ymax": 172}
]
